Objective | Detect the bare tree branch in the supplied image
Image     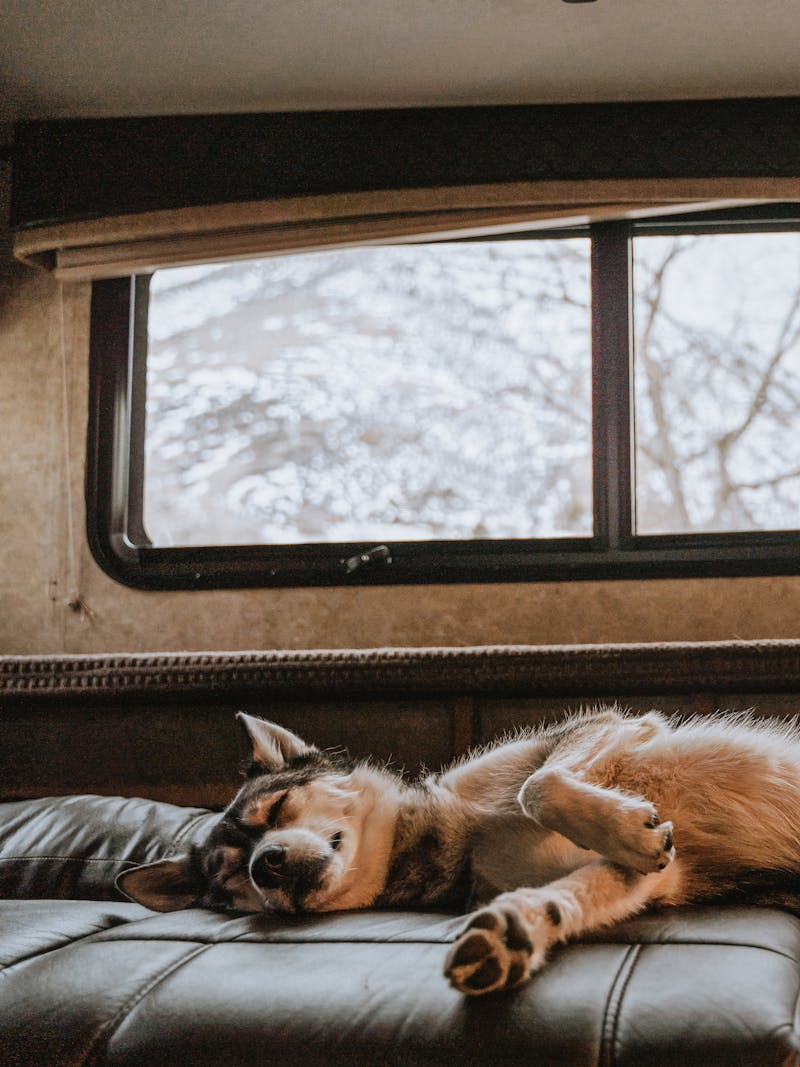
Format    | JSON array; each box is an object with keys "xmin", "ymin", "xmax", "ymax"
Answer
[
  {"xmin": 635, "ymin": 239, "xmax": 693, "ymax": 530},
  {"xmin": 717, "ymin": 283, "xmax": 800, "ymax": 456}
]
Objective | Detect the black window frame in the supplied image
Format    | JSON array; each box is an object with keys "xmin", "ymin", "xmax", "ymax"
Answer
[{"xmin": 86, "ymin": 210, "xmax": 800, "ymax": 589}]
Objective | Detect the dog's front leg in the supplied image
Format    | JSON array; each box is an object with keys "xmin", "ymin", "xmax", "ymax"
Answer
[
  {"xmin": 445, "ymin": 861, "xmax": 666, "ymax": 996},
  {"xmin": 518, "ymin": 766, "xmax": 675, "ymax": 874}
]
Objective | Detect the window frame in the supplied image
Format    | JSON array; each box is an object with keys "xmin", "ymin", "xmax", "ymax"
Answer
[{"xmin": 86, "ymin": 214, "xmax": 800, "ymax": 590}]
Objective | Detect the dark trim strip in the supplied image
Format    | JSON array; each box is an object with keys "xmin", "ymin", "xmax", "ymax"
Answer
[
  {"xmin": 12, "ymin": 97, "xmax": 800, "ymax": 230},
  {"xmin": 3, "ymin": 642, "xmax": 800, "ymax": 702},
  {"xmin": 592, "ymin": 222, "xmax": 634, "ymax": 548},
  {"xmin": 110, "ymin": 538, "xmax": 800, "ymax": 589},
  {"xmin": 127, "ymin": 276, "xmax": 151, "ymax": 546},
  {"xmin": 86, "ymin": 277, "xmax": 140, "ymax": 577}
]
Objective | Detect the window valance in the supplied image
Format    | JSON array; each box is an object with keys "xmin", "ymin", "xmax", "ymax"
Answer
[
  {"xmin": 13, "ymin": 177, "xmax": 798, "ymax": 281},
  {"xmin": 13, "ymin": 99, "xmax": 800, "ymax": 280}
]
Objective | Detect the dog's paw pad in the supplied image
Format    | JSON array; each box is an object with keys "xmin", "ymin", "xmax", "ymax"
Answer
[
  {"xmin": 449, "ymin": 928, "xmax": 495, "ymax": 967},
  {"xmin": 445, "ymin": 903, "xmax": 544, "ymax": 996},
  {"xmin": 461, "ymin": 953, "xmax": 504, "ymax": 993}
]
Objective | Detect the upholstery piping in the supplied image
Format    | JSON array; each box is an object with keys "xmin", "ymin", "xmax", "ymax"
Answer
[
  {"xmin": 599, "ymin": 943, "xmax": 641, "ymax": 1067},
  {"xmin": 82, "ymin": 942, "xmax": 213, "ymax": 1067}
]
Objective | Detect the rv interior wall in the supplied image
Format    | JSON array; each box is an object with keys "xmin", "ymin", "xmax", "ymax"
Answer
[{"xmin": 1, "ymin": 162, "xmax": 800, "ymax": 655}]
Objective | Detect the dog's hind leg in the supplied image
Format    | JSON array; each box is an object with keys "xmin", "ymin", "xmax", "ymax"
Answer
[
  {"xmin": 445, "ymin": 860, "xmax": 670, "ymax": 996},
  {"xmin": 518, "ymin": 766, "xmax": 675, "ymax": 874}
]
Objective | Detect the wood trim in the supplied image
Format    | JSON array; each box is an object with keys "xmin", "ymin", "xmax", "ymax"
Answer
[
  {"xmin": 14, "ymin": 177, "xmax": 792, "ymax": 279},
  {"xmin": 48, "ymin": 202, "xmax": 719, "ymax": 280},
  {"xmin": 18, "ymin": 179, "xmax": 793, "ymax": 255}
]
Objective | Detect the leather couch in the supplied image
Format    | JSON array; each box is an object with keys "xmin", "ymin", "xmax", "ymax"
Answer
[
  {"xmin": 3, "ymin": 794, "xmax": 800, "ymax": 1065},
  {"xmin": 3, "ymin": 644, "xmax": 800, "ymax": 1064}
]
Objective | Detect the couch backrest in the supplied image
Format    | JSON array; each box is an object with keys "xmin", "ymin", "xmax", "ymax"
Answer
[{"xmin": 3, "ymin": 642, "xmax": 800, "ymax": 807}]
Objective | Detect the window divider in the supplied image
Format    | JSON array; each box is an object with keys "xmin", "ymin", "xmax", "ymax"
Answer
[{"xmin": 591, "ymin": 222, "xmax": 635, "ymax": 550}]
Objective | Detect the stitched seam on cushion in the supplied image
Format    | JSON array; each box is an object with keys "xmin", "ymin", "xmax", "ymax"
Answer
[
  {"xmin": 73, "ymin": 934, "xmax": 466, "ymax": 945},
  {"xmin": 599, "ymin": 944, "xmax": 641, "ymax": 1067},
  {"xmin": 51, "ymin": 932, "xmax": 800, "ymax": 950},
  {"xmin": 0, "ymin": 918, "xmax": 131, "ymax": 975},
  {"xmin": 169, "ymin": 811, "xmax": 212, "ymax": 853},
  {"xmin": 609, "ymin": 944, "xmax": 641, "ymax": 1067},
  {"xmin": 790, "ymin": 972, "xmax": 800, "ymax": 1043},
  {"xmin": 81, "ymin": 942, "xmax": 212, "ymax": 1067},
  {"xmin": 0, "ymin": 856, "xmax": 127, "ymax": 863},
  {"xmin": 0, "ymin": 850, "xmax": 200, "ymax": 867},
  {"xmin": 587, "ymin": 936, "xmax": 800, "ymax": 963}
]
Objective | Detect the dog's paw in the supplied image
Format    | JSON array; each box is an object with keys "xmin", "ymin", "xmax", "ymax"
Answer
[
  {"xmin": 444, "ymin": 900, "xmax": 546, "ymax": 996},
  {"xmin": 611, "ymin": 803, "xmax": 675, "ymax": 874}
]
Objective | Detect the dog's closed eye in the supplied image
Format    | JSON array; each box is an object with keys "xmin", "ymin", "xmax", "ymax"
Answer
[
  {"xmin": 330, "ymin": 831, "xmax": 343, "ymax": 850},
  {"xmin": 266, "ymin": 791, "xmax": 288, "ymax": 827}
]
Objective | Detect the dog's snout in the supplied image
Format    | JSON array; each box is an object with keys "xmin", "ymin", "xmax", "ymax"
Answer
[{"xmin": 251, "ymin": 845, "xmax": 287, "ymax": 887}]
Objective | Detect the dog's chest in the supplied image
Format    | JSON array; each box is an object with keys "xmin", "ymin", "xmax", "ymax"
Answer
[
  {"xmin": 470, "ymin": 814, "xmax": 596, "ymax": 900},
  {"xmin": 376, "ymin": 821, "xmax": 473, "ymax": 909}
]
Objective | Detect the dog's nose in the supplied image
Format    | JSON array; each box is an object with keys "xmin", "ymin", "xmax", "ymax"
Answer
[{"xmin": 251, "ymin": 845, "xmax": 287, "ymax": 888}]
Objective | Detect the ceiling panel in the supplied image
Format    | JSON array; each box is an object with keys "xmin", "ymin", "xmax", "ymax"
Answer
[{"xmin": 1, "ymin": 0, "xmax": 799, "ymax": 122}]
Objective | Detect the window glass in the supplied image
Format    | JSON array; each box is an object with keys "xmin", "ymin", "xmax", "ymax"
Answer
[
  {"xmin": 144, "ymin": 240, "xmax": 592, "ymax": 547},
  {"xmin": 633, "ymin": 233, "xmax": 800, "ymax": 534}
]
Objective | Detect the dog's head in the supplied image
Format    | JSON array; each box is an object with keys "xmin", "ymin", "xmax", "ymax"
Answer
[{"xmin": 118, "ymin": 714, "xmax": 375, "ymax": 914}]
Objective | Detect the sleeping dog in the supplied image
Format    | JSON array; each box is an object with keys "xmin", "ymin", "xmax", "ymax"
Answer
[{"xmin": 119, "ymin": 706, "xmax": 800, "ymax": 996}]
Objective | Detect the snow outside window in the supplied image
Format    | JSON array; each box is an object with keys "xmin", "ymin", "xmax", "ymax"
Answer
[
  {"xmin": 632, "ymin": 233, "xmax": 800, "ymax": 534},
  {"xmin": 143, "ymin": 240, "xmax": 593, "ymax": 548}
]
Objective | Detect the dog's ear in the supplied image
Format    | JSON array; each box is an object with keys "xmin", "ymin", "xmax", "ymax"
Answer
[
  {"xmin": 116, "ymin": 856, "xmax": 199, "ymax": 912},
  {"xmin": 236, "ymin": 712, "xmax": 316, "ymax": 770}
]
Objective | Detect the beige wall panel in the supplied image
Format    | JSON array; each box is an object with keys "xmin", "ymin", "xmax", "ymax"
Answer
[
  {"xmin": 0, "ymin": 183, "xmax": 66, "ymax": 652},
  {"xmin": 3, "ymin": 164, "xmax": 800, "ymax": 655},
  {"xmin": 50, "ymin": 571, "xmax": 800, "ymax": 655}
]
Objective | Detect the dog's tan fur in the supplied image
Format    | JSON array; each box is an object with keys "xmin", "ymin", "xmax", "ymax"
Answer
[{"xmin": 119, "ymin": 705, "xmax": 800, "ymax": 996}]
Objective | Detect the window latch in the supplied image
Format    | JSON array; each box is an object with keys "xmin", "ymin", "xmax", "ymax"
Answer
[{"xmin": 343, "ymin": 544, "xmax": 392, "ymax": 574}]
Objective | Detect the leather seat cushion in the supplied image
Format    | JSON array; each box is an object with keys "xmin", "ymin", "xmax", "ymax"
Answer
[
  {"xmin": 2, "ymin": 899, "xmax": 800, "ymax": 1066},
  {"xmin": 2, "ymin": 795, "xmax": 800, "ymax": 1066}
]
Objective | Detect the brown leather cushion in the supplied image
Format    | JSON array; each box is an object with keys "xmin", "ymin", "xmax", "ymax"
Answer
[
  {"xmin": 2, "ymin": 898, "xmax": 800, "ymax": 1066},
  {"xmin": 2, "ymin": 795, "xmax": 800, "ymax": 1066}
]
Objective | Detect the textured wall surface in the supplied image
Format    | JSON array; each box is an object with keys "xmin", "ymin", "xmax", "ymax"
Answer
[{"xmin": 2, "ymin": 165, "xmax": 800, "ymax": 655}]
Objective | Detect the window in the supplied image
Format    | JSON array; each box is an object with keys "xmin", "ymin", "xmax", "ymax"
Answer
[
  {"xmin": 87, "ymin": 213, "xmax": 800, "ymax": 589},
  {"xmin": 143, "ymin": 239, "xmax": 593, "ymax": 547}
]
